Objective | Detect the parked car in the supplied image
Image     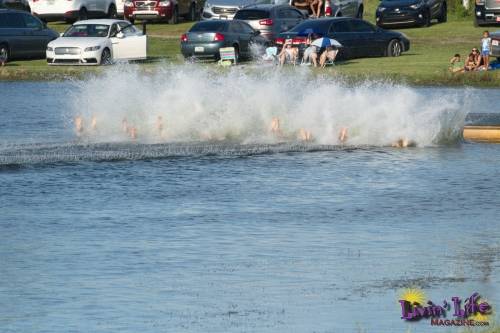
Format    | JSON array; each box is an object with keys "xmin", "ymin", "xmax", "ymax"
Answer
[
  {"xmin": 289, "ymin": 0, "xmax": 363, "ymax": 18},
  {"xmin": 202, "ymin": 0, "xmax": 256, "ymax": 20},
  {"xmin": 116, "ymin": 0, "xmax": 125, "ymax": 16},
  {"xmin": 233, "ymin": 4, "xmax": 306, "ymax": 41},
  {"xmin": 376, "ymin": 0, "xmax": 447, "ymax": 28},
  {"xmin": 0, "ymin": 0, "xmax": 30, "ymax": 11},
  {"xmin": 276, "ymin": 17, "xmax": 410, "ymax": 59},
  {"xmin": 180, "ymin": 19, "xmax": 266, "ymax": 60},
  {"xmin": 46, "ymin": 19, "xmax": 146, "ymax": 65},
  {"xmin": 491, "ymin": 31, "xmax": 500, "ymax": 60},
  {"xmin": 0, "ymin": 9, "xmax": 59, "ymax": 63},
  {"xmin": 475, "ymin": 0, "xmax": 500, "ymax": 26},
  {"xmin": 124, "ymin": 0, "xmax": 200, "ymax": 24},
  {"xmin": 30, "ymin": 0, "xmax": 118, "ymax": 22}
]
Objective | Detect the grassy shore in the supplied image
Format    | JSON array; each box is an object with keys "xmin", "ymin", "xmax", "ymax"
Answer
[{"xmin": 1, "ymin": 0, "xmax": 499, "ymax": 85}]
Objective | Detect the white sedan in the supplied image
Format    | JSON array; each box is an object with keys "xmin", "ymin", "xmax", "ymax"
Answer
[{"xmin": 46, "ymin": 19, "xmax": 147, "ymax": 65}]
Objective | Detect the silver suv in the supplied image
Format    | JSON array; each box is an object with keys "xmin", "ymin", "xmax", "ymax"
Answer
[{"xmin": 202, "ymin": 0, "xmax": 255, "ymax": 20}]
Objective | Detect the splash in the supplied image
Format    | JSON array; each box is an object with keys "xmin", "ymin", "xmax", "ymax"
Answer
[{"xmin": 67, "ymin": 65, "xmax": 469, "ymax": 147}]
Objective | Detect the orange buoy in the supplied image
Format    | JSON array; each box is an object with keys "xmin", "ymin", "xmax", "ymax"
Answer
[{"xmin": 463, "ymin": 126, "xmax": 500, "ymax": 143}]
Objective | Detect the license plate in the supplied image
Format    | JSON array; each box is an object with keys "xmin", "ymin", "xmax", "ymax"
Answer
[
  {"xmin": 194, "ymin": 46, "xmax": 204, "ymax": 53},
  {"xmin": 493, "ymin": 40, "xmax": 499, "ymax": 46}
]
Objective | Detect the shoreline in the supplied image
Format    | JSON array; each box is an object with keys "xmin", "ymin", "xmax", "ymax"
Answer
[{"xmin": 1, "ymin": 64, "xmax": 499, "ymax": 87}]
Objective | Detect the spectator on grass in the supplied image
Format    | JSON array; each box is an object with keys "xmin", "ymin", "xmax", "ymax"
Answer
[
  {"xmin": 302, "ymin": 35, "xmax": 320, "ymax": 66},
  {"xmin": 279, "ymin": 41, "xmax": 298, "ymax": 66},
  {"xmin": 449, "ymin": 54, "xmax": 464, "ymax": 73},
  {"xmin": 480, "ymin": 31, "xmax": 492, "ymax": 71},
  {"xmin": 465, "ymin": 51, "xmax": 480, "ymax": 71},
  {"xmin": 319, "ymin": 46, "xmax": 338, "ymax": 68}
]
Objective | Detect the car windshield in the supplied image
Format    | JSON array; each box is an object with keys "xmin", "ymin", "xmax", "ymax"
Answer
[
  {"xmin": 190, "ymin": 21, "xmax": 226, "ymax": 32},
  {"xmin": 289, "ymin": 20, "xmax": 330, "ymax": 33},
  {"xmin": 63, "ymin": 24, "xmax": 110, "ymax": 37},
  {"xmin": 234, "ymin": 10, "xmax": 270, "ymax": 20}
]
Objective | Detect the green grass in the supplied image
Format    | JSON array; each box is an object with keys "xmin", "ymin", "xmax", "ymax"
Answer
[{"xmin": 1, "ymin": 0, "xmax": 499, "ymax": 85}]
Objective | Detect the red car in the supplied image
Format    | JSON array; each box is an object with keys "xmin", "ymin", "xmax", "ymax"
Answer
[{"xmin": 124, "ymin": 0, "xmax": 199, "ymax": 24}]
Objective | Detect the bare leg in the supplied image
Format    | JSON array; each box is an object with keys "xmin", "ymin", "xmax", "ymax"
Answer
[
  {"xmin": 311, "ymin": 52, "xmax": 318, "ymax": 67},
  {"xmin": 339, "ymin": 127, "xmax": 348, "ymax": 143},
  {"xmin": 91, "ymin": 115, "xmax": 97, "ymax": 131},
  {"xmin": 74, "ymin": 116, "xmax": 84, "ymax": 137},
  {"xmin": 156, "ymin": 115, "xmax": 164, "ymax": 137},
  {"xmin": 122, "ymin": 118, "xmax": 129, "ymax": 134},
  {"xmin": 129, "ymin": 127, "xmax": 137, "ymax": 140},
  {"xmin": 270, "ymin": 117, "xmax": 282, "ymax": 137},
  {"xmin": 316, "ymin": 0, "xmax": 323, "ymax": 17}
]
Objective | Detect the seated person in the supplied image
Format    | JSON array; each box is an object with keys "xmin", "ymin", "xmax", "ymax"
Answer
[
  {"xmin": 319, "ymin": 46, "xmax": 338, "ymax": 68},
  {"xmin": 302, "ymin": 35, "xmax": 319, "ymax": 66},
  {"xmin": 449, "ymin": 54, "xmax": 464, "ymax": 73},
  {"xmin": 465, "ymin": 52, "xmax": 479, "ymax": 71},
  {"xmin": 279, "ymin": 41, "xmax": 298, "ymax": 66}
]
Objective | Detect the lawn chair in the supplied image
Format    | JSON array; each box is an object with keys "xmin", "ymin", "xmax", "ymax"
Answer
[{"xmin": 263, "ymin": 46, "xmax": 279, "ymax": 64}]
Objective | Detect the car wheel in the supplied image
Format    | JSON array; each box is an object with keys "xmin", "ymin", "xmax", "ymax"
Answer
[
  {"xmin": 100, "ymin": 48, "xmax": 112, "ymax": 65},
  {"xmin": 0, "ymin": 43, "xmax": 9, "ymax": 64},
  {"xmin": 168, "ymin": 6, "xmax": 179, "ymax": 24},
  {"xmin": 356, "ymin": 5, "xmax": 363, "ymax": 19},
  {"xmin": 108, "ymin": 4, "xmax": 117, "ymax": 19},
  {"xmin": 437, "ymin": 3, "xmax": 447, "ymax": 23},
  {"xmin": 78, "ymin": 7, "xmax": 88, "ymax": 21},
  {"xmin": 188, "ymin": 3, "xmax": 196, "ymax": 21},
  {"xmin": 387, "ymin": 39, "xmax": 402, "ymax": 57}
]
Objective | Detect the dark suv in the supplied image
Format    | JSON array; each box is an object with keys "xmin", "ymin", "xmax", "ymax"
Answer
[
  {"xmin": 475, "ymin": 0, "xmax": 500, "ymax": 26},
  {"xmin": 234, "ymin": 4, "xmax": 306, "ymax": 41},
  {"xmin": 0, "ymin": 9, "xmax": 59, "ymax": 63},
  {"xmin": 0, "ymin": 0, "xmax": 30, "ymax": 12},
  {"xmin": 375, "ymin": 0, "xmax": 447, "ymax": 28}
]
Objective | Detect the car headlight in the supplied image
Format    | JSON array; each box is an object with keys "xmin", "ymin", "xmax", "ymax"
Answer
[
  {"xmin": 377, "ymin": 6, "xmax": 386, "ymax": 11},
  {"xmin": 158, "ymin": 0, "xmax": 171, "ymax": 6},
  {"xmin": 409, "ymin": 2, "xmax": 423, "ymax": 9},
  {"xmin": 47, "ymin": 46, "xmax": 53, "ymax": 51},
  {"xmin": 84, "ymin": 46, "xmax": 101, "ymax": 52}
]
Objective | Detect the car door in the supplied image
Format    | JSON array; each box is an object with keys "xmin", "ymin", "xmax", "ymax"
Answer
[
  {"xmin": 21, "ymin": 13, "xmax": 50, "ymax": 57},
  {"xmin": 328, "ymin": 19, "xmax": 358, "ymax": 59},
  {"xmin": 111, "ymin": 22, "xmax": 147, "ymax": 59},
  {"xmin": 1, "ymin": 12, "xmax": 30, "ymax": 58},
  {"xmin": 235, "ymin": 21, "xmax": 254, "ymax": 56},
  {"xmin": 349, "ymin": 19, "xmax": 384, "ymax": 57}
]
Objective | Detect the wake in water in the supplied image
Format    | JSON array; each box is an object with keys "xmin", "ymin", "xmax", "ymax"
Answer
[{"xmin": 67, "ymin": 65, "xmax": 468, "ymax": 147}]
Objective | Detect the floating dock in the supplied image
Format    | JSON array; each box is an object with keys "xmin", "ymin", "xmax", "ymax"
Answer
[{"xmin": 464, "ymin": 113, "xmax": 500, "ymax": 143}]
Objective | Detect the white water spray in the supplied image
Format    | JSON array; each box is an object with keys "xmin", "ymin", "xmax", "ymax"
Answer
[{"xmin": 69, "ymin": 65, "xmax": 468, "ymax": 147}]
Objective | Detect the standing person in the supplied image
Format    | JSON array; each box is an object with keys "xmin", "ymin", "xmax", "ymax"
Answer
[
  {"xmin": 309, "ymin": 0, "xmax": 323, "ymax": 18},
  {"xmin": 480, "ymin": 31, "xmax": 492, "ymax": 71}
]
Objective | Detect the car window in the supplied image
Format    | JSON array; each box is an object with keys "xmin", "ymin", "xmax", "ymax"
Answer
[
  {"xmin": 234, "ymin": 9, "xmax": 270, "ymax": 20},
  {"xmin": 118, "ymin": 22, "xmax": 138, "ymax": 36},
  {"xmin": 329, "ymin": 20, "xmax": 351, "ymax": 33},
  {"xmin": 110, "ymin": 23, "xmax": 119, "ymax": 37},
  {"xmin": 289, "ymin": 20, "xmax": 330, "ymax": 34},
  {"xmin": 349, "ymin": 20, "xmax": 375, "ymax": 32},
  {"xmin": 286, "ymin": 8, "xmax": 303, "ymax": 18},
  {"xmin": 23, "ymin": 14, "xmax": 42, "ymax": 29},
  {"xmin": 239, "ymin": 21, "xmax": 255, "ymax": 34},
  {"xmin": 277, "ymin": 8, "xmax": 287, "ymax": 18},
  {"xmin": 0, "ymin": 12, "xmax": 25, "ymax": 28},
  {"xmin": 190, "ymin": 21, "xmax": 226, "ymax": 32},
  {"xmin": 63, "ymin": 24, "xmax": 110, "ymax": 37}
]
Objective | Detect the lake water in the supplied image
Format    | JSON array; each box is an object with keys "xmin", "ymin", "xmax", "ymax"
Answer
[{"xmin": 1, "ymin": 66, "xmax": 499, "ymax": 333}]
